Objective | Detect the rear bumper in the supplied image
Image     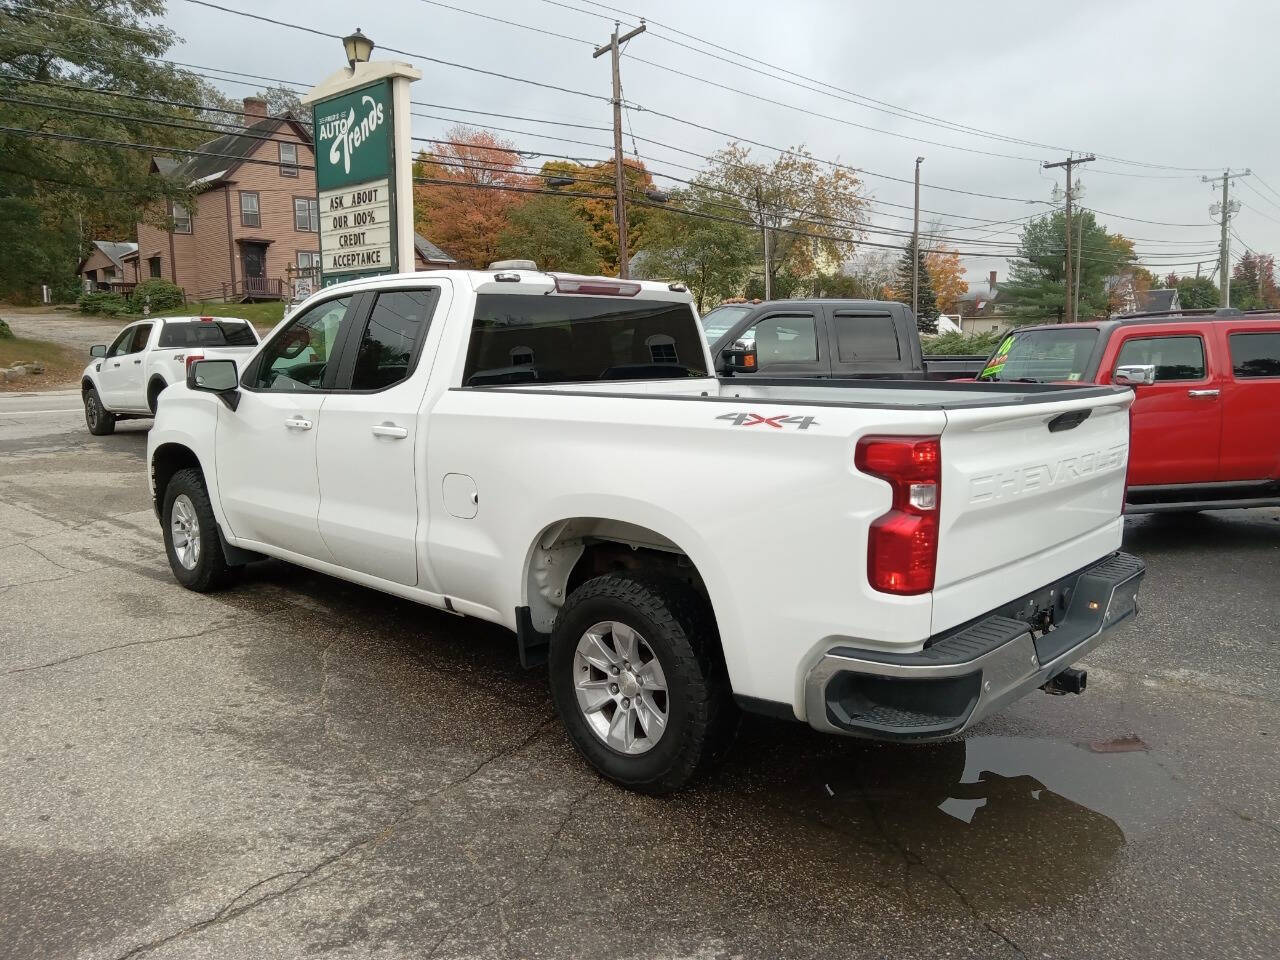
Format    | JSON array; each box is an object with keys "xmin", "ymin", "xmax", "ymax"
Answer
[{"xmin": 804, "ymin": 552, "xmax": 1144, "ymax": 740}]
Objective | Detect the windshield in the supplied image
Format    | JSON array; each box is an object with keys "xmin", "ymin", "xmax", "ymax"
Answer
[
  {"xmin": 978, "ymin": 328, "xmax": 1100, "ymax": 383},
  {"xmin": 699, "ymin": 304, "xmax": 754, "ymax": 343}
]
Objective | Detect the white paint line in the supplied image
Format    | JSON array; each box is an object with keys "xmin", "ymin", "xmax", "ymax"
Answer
[{"xmin": 0, "ymin": 408, "xmax": 82, "ymax": 416}]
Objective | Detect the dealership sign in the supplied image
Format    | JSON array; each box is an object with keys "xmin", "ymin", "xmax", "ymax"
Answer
[{"xmin": 312, "ymin": 80, "xmax": 398, "ymax": 285}]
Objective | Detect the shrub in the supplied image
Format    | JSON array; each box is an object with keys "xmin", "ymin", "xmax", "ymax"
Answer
[
  {"xmin": 0, "ymin": 318, "xmax": 13, "ymax": 339},
  {"xmin": 77, "ymin": 291, "xmax": 127, "ymax": 315},
  {"xmin": 129, "ymin": 278, "xmax": 184, "ymax": 313},
  {"xmin": 921, "ymin": 329, "xmax": 1005, "ymax": 356}
]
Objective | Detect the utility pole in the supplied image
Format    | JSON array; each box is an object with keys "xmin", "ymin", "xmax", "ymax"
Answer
[
  {"xmin": 1202, "ymin": 169, "xmax": 1250, "ymax": 306},
  {"xmin": 912, "ymin": 156, "xmax": 924, "ymax": 320},
  {"xmin": 756, "ymin": 184, "xmax": 772, "ymax": 300},
  {"xmin": 1073, "ymin": 214, "xmax": 1083, "ymax": 321},
  {"xmin": 593, "ymin": 20, "xmax": 646, "ymax": 279},
  {"xmin": 1043, "ymin": 154, "xmax": 1095, "ymax": 321}
]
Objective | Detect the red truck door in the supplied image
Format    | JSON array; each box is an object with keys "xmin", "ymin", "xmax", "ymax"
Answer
[
  {"xmin": 1217, "ymin": 324, "xmax": 1280, "ymax": 482},
  {"xmin": 1104, "ymin": 330, "xmax": 1222, "ymax": 486}
]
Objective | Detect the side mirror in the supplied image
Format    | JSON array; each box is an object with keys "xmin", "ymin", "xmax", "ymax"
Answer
[
  {"xmin": 720, "ymin": 345, "xmax": 758, "ymax": 375},
  {"xmin": 187, "ymin": 358, "xmax": 240, "ymax": 410},
  {"xmin": 89, "ymin": 344, "xmax": 107, "ymax": 358},
  {"xmin": 1113, "ymin": 364, "xmax": 1156, "ymax": 387}
]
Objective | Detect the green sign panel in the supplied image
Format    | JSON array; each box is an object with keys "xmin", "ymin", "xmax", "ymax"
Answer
[{"xmin": 313, "ymin": 79, "xmax": 398, "ymax": 284}]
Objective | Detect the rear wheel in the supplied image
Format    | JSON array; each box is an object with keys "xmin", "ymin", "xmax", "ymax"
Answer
[
  {"xmin": 83, "ymin": 386, "xmax": 115, "ymax": 436},
  {"xmin": 549, "ymin": 574, "xmax": 737, "ymax": 794},
  {"xmin": 162, "ymin": 467, "xmax": 239, "ymax": 592}
]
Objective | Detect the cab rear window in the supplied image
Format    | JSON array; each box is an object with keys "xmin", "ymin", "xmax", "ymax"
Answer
[
  {"xmin": 158, "ymin": 320, "xmax": 257, "ymax": 348},
  {"xmin": 464, "ymin": 294, "xmax": 708, "ymax": 386}
]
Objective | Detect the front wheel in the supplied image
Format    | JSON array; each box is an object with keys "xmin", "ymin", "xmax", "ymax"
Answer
[
  {"xmin": 161, "ymin": 467, "xmax": 239, "ymax": 592},
  {"xmin": 549, "ymin": 574, "xmax": 737, "ymax": 794},
  {"xmin": 84, "ymin": 386, "xmax": 115, "ymax": 436}
]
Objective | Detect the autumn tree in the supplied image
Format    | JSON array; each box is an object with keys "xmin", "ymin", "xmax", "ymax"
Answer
[
  {"xmin": 1175, "ymin": 275, "xmax": 1219, "ymax": 309},
  {"xmin": 923, "ymin": 246, "xmax": 966, "ymax": 314},
  {"xmin": 538, "ymin": 158, "xmax": 654, "ymax": 274},
  {"xmin": 1231, "ymin": 252, "xmax": 1280, "ymax": 309},
  {"xmin": 703, "ymin": 143, "xmax": 865, "ymax": 295},
  {"xmin": 496, "ymin": 196, "xmax": 599, "ymax": 274},
  {"xmin": 414, "ymin": 126, "xmax": 529, "ymax": 268}
]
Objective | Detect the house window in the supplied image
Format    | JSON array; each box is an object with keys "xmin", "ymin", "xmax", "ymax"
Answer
[
  {"xmin": 240, "ymin": 191, "xmax": 261, "ymax": 228},
  {"xmin": 171, "ymin": 203, "xmax": 192, "ymax": 234},
  {"xmin": 279, "ymin": 141, "xmax": 299, "ymax": 177},
  {"xmin": 294, "ymin": 197, "xmax": 319, "ymax": 232},
  {"xmin": 296, "ymin": 251, "xmax": 321, "ymax": 270},
  {"xmin": 148, "ymin": 256, "xmax": 162, "ymax": 278}
]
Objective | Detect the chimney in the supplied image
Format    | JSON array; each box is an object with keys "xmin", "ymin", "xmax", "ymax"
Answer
[
  {"xmin": 241, "ymin": 96, "xmax": 268, "ymax": 125},
  {"xmin": 988, "ymin": 270, "xmax": 998, "ymax": 293}
]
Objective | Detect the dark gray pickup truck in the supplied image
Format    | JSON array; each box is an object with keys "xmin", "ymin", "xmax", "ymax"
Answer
[{"xmin": 700, "ymin": 299, "xmax": 986, "ymax": 380}]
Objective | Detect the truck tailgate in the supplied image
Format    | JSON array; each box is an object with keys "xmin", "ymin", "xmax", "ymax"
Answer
[{"xmin": 932, "ymin": 389, "xmax": 1133, "ymax": 633}]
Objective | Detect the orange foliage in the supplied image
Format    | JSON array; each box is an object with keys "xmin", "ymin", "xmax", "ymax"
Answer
[
  {"xmin": 413, "ymin": 126, "xmax": 530, "ymax": 268},
  {"xmin": 925, "ymin": 248, "xmax": 966, "ymax": 314}
]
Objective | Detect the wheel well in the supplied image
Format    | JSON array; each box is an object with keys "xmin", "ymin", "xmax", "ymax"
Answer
[
  {"xmin": 147, "ymin": 376, "xmax": 168, "ymax": 404},
  {"xmin": 526, "ymin": 518, "xmax": 713, "ymax": 636},
  {"xmin": 151, "ymin": 443, "xmax": 202, "ymax": 506},
  {"xmin": 81, "ymin": 376, "xmax": 95, "ymax": 394}
]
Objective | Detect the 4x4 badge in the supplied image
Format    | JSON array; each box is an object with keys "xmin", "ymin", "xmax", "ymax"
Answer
[{"xmin": 716, "ymin": 412, "xmax": 819, "ymax": 430}]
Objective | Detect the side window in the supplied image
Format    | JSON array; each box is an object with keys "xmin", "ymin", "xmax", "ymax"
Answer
[
  {"xmin": 1228, "ymin": 332, "xmax": 1280, "ymax": 379},
  {"xmin": 349, "ymin": 289, "xmax": 438, "ymax": 391},
  {"xmin": 1114, "ymin": 335, "xmax": 1205, "ymax": 381},
  {"xmin": 129, "ymin": 323, "xmax": 153, "ymax": 353},
  {"xmin": 252, "ymin": 297, "xmax": 352, "ymax": 391},
  {"xmin": 747, "ymin": 314, "xmax": 818, "ymax": 365},
  {"xmin": 832, "ymin": 312, "xmax": 900, "ymax": 363},
  {"xmin": 107, "ymin": 326, "xmax": 136, "ymax": 358}
]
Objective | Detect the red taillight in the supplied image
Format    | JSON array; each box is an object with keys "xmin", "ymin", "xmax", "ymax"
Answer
[
  {"xmin": 552, "ymin": 275, "xmax": 641, "ymax": 297},
  {"xmin": 855, "ymin": 435, "xmax": 941, "ymax": 595},
  {"xmin": 184, "ymin": 353, "xmax": 204, "ymax": 371}
]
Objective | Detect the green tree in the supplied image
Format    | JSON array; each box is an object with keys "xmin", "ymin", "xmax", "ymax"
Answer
[
  {"xmin": 1175, "ymin": 275, "xmax": 1219, "ymax": 309},
  {"xmin": 890, "ymin": 242, "xmax": 939, "ymax": 333},
  {"xmin": 703, "ymin": 143, "xmax": 865, "ymax": 296},
  {"xmin": 0, "ymin": 0, "xmax": 230, "ymax": 299},
  {"xmin": 638, "ymin": 186, "xmax": 756, "ymax": 311},
  {"xmin": 496, "ymin": 196, "xmax": 600, "ymax": 274},
  {"xmin": 1000, "ymin": 210, "xmax": 1134, "ymax": 324}
]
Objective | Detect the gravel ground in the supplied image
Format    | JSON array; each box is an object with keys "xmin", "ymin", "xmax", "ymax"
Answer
[{"xmin": 0, "ymin": 388, "xmax": 1276, "ymax": 960}]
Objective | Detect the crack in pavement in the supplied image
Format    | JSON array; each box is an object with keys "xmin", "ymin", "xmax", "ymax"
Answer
[
  {"xmin": 106, "ymin": 713, "xmax": 562, "ymax": 960},
  {"xmin": 422, "ymin": 781, "xmax": 600, "ymax": 959},
  {"xmin": 2, "ymin": 617, "xmax": 255, "ymax": 676},
  {"xmin": 849, "ymin": 770, "xmax": 1026, "ymax": 958}
]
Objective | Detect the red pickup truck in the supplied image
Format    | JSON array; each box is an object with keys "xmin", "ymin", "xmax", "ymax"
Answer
[{"xmin": 976, "ymin": 309, "xmax": 1280, "ymax": 513}]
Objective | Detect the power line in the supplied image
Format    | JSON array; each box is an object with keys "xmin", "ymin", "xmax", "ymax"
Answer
[
  {"xmin": 0, "ymin": 124, "xmax": 316, "ymax": 169},
  {"xmin": 536, "ymin": 0, "xmax": 1228, "ymax": 174},
  {"xmin": 1239, "ymin": 177, "xmax": 1280, "ymax": 214},
  {"xmin": 179, "ymin": 0, "xmax": 607, "ymax": 103}
]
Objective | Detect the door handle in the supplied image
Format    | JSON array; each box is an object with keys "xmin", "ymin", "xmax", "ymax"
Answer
[
  {"xmin": 112, "ymin": 361, "xmax": 121, "ymax": 367},
  {"xmin": 1187, "ymin": 389, "xmax": 1220, "ymax": 397},
  {"xmin": 133, "ymin": 359, "xmax": 142, "ymax": 365},
  {"xmin": 371, "ymin": 423, "xmax": 409, "ymax": 439},
  {"xmin": 284, "ymin": 417, "xmax": 314, "ymax": 430}
]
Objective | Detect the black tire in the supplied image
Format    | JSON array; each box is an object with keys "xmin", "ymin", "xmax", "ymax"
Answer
[
  {"xmin": 161, "ymin": 467, "xmax": 238, "ymax": 592},
  {"xmin": 549, "ymin": 574, "xmax": 738, "ymax": 794},
  {"xmin": 83, "ymin": 386, "xmax": 115, "ymax": 436},
  {"xmin": 147, "ymin": 378, "xmax": 167, "ymax": 415}
]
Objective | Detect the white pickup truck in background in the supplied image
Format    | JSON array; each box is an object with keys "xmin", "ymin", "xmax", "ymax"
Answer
[
  {"xmin": 146, "ymin": 268, "xmax": 1145, "ymax": 793},
  {"xmin": 81, "ymin": 316, "xmax": 259, "ymax": 435}
]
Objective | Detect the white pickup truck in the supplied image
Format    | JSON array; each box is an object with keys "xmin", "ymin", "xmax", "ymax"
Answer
[
  {"xmin": 81, "ymin": 316, "xmax": 259, "ymax": 434},
  {"xmin": 146, "ymin": 269, "xmax": 1145, "ymax": 793}
]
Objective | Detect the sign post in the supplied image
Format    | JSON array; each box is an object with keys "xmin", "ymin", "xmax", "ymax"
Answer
[{"xmin": 302, "ymin": 47, "xmax": 420, "ymax": 288}]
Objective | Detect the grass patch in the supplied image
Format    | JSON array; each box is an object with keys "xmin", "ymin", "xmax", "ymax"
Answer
[
  {"xmin": 0, "ymin": 336, "xmax": 86, "ymax": 391},
  {"xmin": 148, "ymin": 301, "xmax": 286, "ymax": 332}
]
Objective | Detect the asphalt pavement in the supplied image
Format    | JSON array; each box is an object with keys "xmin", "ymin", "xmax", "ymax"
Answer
[{"xmin": 0, "ymin": 385, "xmax": 1276, "ymax": 960}]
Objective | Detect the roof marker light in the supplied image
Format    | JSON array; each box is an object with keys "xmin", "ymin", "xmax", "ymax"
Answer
[{"xmin": 552, "ymin": 276, "xmax": 641, "ymax": 297}]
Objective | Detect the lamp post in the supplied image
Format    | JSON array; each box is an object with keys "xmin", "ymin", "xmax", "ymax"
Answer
[{"xmin": 342, "ymin": 28, "xmax": 374, "ymax": 69}]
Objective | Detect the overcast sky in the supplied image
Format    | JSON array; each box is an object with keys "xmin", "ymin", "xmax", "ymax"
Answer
[{"xmin": 162, "ymin": 0, "xmax": 1280, "ymax": 285}]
